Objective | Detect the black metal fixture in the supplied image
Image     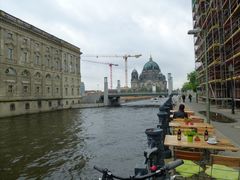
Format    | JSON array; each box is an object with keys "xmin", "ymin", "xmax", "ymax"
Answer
[{"xmin": 228, "ymin": 64, "xmax": 235, "ymax": 114}]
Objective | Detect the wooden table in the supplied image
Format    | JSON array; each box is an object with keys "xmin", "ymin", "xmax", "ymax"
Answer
[
  {"xmin": 169, "ymin": 122, "xmax": 213, "ymax": 128},
  {"xmin": 189, "ymin": 115, "xmax": 204, "ymax": 120},
  {"xmin": 164, "ymin": 135, "xmax": 239, "ymax": 152},
  {"xmin": 171, "ymin": 118, "xmax": 204, "ymax": 123},
  {"xmin": 169, "ymin": 122, "xmax": 214, "ymax": 135}
]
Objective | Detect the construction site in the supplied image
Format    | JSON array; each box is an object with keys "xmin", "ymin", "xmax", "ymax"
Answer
[{"xmin": 191, "ymin": 0, "xmax": 240, "ymax": 109}]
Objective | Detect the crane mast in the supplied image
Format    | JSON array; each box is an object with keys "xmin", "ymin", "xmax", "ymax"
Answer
[{"xmin": 81, "ymin": 59, "xmax": 118, "ymax": 89}]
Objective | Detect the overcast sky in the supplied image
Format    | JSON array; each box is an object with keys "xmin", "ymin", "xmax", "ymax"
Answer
[{"xmin": 1, "ymin": 0, "xmax": 195, "ymax": 90}]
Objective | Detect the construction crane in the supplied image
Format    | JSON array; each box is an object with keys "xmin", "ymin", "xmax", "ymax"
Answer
[
  {"xmin": 82, "ymin": 54, "xmax": 142, "ymax": 88},
  {"xmin": 81, "ymin": 59, "xmax": 118, "ymax": 89}
]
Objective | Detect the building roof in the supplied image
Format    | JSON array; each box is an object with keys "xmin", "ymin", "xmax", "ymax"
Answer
[{"xmin": 143, "ymin": 56, "xmax": 160, "ymax": 71}]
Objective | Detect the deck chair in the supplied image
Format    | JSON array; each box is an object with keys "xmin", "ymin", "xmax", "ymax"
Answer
[
  {"xmin": 205, "ymin": 154, "xmax": 240, "ymax": 180},
  {"xmin": 174, "ymin": 149, "xmax": 204, "ymax": 178}
]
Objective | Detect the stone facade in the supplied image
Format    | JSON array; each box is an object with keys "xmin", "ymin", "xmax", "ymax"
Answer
[
  {"xmin": 131, "ymin": 56, "xmax": 167, "ymax": 92},
  {"xmin": 0, "ymin": 10, "xmax": 82, "ymax": 117}
]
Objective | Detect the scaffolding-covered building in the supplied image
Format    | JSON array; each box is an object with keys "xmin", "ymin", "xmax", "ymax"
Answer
[{"xmin": 191, "ymin": 0, "xmax": 240, "ymax": 108}]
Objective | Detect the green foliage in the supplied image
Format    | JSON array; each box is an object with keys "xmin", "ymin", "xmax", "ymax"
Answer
[
  {"xmin": 182, "ymin": 82, "xmax": 191, "ymax": 92},
  {"xmin": 182, "ymin": 71, "xmax": 199, "ymax": 92}
]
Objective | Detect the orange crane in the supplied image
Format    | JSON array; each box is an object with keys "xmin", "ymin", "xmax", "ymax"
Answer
[
  {"xmin": 82, "ymin": 54, "xmax": 142, "ymax": 88},
  {"xmin": 81, "ymin": 59, "xmax": 118, "ymax": 89}
]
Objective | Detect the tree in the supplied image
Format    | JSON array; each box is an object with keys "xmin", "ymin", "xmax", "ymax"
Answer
[{"xmin": 182, "ymin": 71, "xmax": 199, "ymax": 92}]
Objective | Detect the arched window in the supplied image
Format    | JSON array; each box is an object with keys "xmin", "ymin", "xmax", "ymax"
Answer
[
  {"xmin": 35, "ymin": 72, "xmax": 41, "ymax": 78},
  {"xmin": 46, "ymin": 74, "xmax": 51, "ymax": 80},
  {"xmin": 55, "ymin": 75, "xmax": 60, "ymax": 81},
  {"xmin": 21, "ymin": 70, "xmax": 30, "ymax": 77},
  {"xmin": 5, "ymin": 67, "xmax": 17, "ymax": 75}
]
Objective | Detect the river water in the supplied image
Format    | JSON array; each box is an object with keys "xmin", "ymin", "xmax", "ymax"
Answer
[{"xmin": 0, "ymin": 99, "xmax": 166, "ymax": 179}]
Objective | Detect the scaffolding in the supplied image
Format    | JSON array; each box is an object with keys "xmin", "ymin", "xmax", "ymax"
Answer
[{"xmin": 191, "ymin": 0, "xmax": 240, "ymax": 108}]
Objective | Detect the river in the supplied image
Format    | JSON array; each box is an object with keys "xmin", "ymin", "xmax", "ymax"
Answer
[{"xmin": 0, "ymin": 99, "xmax": 166, "ymax": 179}]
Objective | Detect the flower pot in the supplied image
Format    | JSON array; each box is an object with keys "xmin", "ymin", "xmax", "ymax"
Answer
[{"xmin": 187, "ymin": 135, "xmax": 193, "ymax": 142}]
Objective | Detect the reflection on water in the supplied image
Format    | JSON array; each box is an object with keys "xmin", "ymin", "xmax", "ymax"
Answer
[{"xmin": 0, "ymin": 100, "xmax": 163, "ymax": 179}]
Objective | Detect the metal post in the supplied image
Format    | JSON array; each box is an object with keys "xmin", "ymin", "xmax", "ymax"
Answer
[
  {"xmin": 229, "ymin": 64, "xmax": 235, "ymax": 114},
  {"xmin": 231, "ymin": 72, "xmax": 235, "ymax": 114},
  {"xmin": 204, "ymin": 30, "xmax": 210, "ymax": 123}
]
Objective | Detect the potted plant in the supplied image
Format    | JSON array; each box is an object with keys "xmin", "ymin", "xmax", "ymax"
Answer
[{"xmin": 184, "ymin": 129, "xmax": 197, "ymax": 142}]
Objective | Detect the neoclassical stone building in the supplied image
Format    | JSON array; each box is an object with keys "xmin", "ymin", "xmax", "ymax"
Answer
[
  {"xmin": 0, "ymin": 10, "xmax": 81, "ymax": 117},
  {"xmin": 131, "ymin": 56, "xmax": 167, "ymax": 92}
]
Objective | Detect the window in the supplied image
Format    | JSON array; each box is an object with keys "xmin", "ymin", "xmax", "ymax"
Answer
[
  {"xmin": 24, "ymin": 38, "xmax": 27, "ymax": 44},
  {"xmin": 8, "ymin": 33, "xmax": 13, "ymax": 39},
  {"xmin": 64, "ymin": 60, "xmax": 67, "ymax": 71},
  {"xmin": 48, "ymin": 101, "xmax": 52, "ymax": 107},
  {"xmin": 47, "ymin": 87, "xmax": 50, "ymax": 94},
  {"xmin": 72, "ymin": 100, "xmax": 74, "ymax": 104},
  {"xmin": 35, "ymin": 55, "xmax": 40, "ymax": 65},
  {"xmin": 56, "ymin": 88, "xmax": 59, "ymax": 94},
  {"xmin": 70, "ymin": 61, "xmax": 73, "ymax": 72},
  {"xmin": 56, "ymin": 60, "xmax": 59, "ymax": 70},
  {"xmin": 38, "ymin": 101, "xmax": 42, "ymax": 108},
  {"xmin": 47, "ymin": 58, "xmax": 50, "ymax": 67},
  {"xmin": 58, "ymin": 100, "xmax": 61, "ymax": 106},
  {"xmin": 65, "ymin": 88, "xmax": 68, "ymax": 96},
  {"xmin": 23, "ymin": 86, "xmax": 28, "ymax": 93},
  {"xmin": 46, "ymin": 74, "xmax": 51, "ymax": 81},
  {"xmin": 24, "ymin": 52, "xmax": 27, "ymax": 62},
  {"xmin": 35, "ymin": 72, "xmax": 41, "ymax": 79},
  {"xmin": 22, "ymin": 70, "xmax": 29, "ymax": 77},
  {"xmin": 10, "ymin": 103, "xmax": 15, "ymax": 111},
  {"xmin": 25, "ymin": 103, "xmax": 30, "ymax": 110},
  {"xmin": 36, "ymin": 86, "xmax": 40, "ymax": 93},
  {"xmin": 76, "ymin": 63, "xmax": 79, "ymax": 73},
  {"xmin": 66, "ymin": 101, "xmax": 68, "ymax": 105},
  {"xmin": 8, "ymin": 85, "xmax": 13, "ymax": 93},
  {"xmin": 72, "ymin": 88, "xmax": 74, "ymax": 95},
  {"xmin": 78, "ymin": 100, "xmax": 80, "ymax": 104},
  {"xmin": 8, "ymin": 48, "xmax": 13, "ymax": 60}
]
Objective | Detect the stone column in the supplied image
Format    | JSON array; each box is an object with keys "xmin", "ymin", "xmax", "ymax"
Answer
[
  {"xmin": 167, "ymin": 73, "xmax": 173, "ymax": 96},
  {"xmin": 104, "ymin": 77, "xmax": 108, "ymax": 106},
  {"xmin": 117, "ymin": 80, "xmax": 121, "ymax": 93}
]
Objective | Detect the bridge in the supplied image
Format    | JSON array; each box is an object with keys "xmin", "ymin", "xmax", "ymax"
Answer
[{"xmin": 100, "ymin": 91, "xmax": 179, "ymax": 106}]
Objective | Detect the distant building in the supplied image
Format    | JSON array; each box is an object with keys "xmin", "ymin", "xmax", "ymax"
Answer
[
  {"xmin": 0, "ymin": 10, "xmax": 82, "ymax": 117},
  {"xmin": 131, "ymin": 56, "xmax": 167, "ymax": 92},
  {"xmin": 80, "ymin": 82, "xmax": 85, "ymax": 96}
]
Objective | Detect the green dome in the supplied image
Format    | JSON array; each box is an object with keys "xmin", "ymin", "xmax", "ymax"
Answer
[{"xmin": 143, "ymin": 56, "xmax": 160, "ymax": 71}]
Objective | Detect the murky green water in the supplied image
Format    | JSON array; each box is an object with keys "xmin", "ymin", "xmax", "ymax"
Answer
[{"xmin": 0, "ymin": 102, "xmax": 162, "ymax": 179}]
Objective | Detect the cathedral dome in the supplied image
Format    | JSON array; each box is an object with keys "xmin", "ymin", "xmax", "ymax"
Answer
[{"xmin": 143, "ymin": 56, "xmax": 160, "ymax": 71}]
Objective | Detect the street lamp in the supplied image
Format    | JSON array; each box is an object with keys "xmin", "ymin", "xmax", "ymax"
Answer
[
  {"xmin": 228, "ymin": 64, "xmax": 235, "ymax": 114},
  {"xmin": 188, "ymin": 28, "xmax": 210, "ymax": 123}
]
